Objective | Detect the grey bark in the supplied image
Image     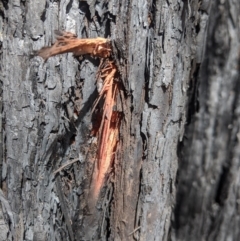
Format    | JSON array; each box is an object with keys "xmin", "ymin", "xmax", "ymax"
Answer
[
  {"xmin": 0, "ymin": 0, "xmax": 238, "ymax": 241},
  {"xmin": 174, "ymin": 1, "xmax": 240, "ymax": 241}
]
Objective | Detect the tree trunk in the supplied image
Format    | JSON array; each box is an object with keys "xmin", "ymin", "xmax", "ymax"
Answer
[
  {"xmin": 0, "ymin": 0, "xmax": 239, "ymax": 241},
  {"xmin": 174, "ymin": 1, "xmax": 240, "ymax": 241}
]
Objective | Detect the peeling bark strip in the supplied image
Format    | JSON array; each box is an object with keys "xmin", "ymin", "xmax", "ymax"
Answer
[
  {"xmin": 38, "ymin": 30, "xmax": 111, "ymax": 60},
  {"xmin": 37, "ymin": 31, "xmax": 121, "ymax": 200},
  {"xmin": 91, "ymin": 59, "xmax": 121, "ymax": 199}
]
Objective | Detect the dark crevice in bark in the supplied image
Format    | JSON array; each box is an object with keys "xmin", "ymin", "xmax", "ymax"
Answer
[
  {"xmin": 107, "ymin": 12, "xmax": 116, "ymax": 24},
  {"xmin": 149, "ymin": 0, "xmax": 156, "ymax": 29},
  {"xmin": 181, "ymin": 2, "xmax": 187, "ymax": 33},
  {"xmin": 66, "ymin": 0, "xmax": 73, "ymax": 14},
  {"xmin": 104, "ymin": 182, "xmax": 114, "ymax": 240},
  {"xmin": 195, "ymin": 22, "xmax": 200, "ymax": 34},
  {"xmin": 174, "ymin": 140, "xmax": 185, "ymax": 231},
  {"xmin": 133, "ymin": 167, "xmax": 142, "ymax": 240},
  {"xmin": 161, "ymin": 30, "xmax": 165, "ymax": 53},
  {"xmin": 140, "ymin": 123, "xmax": 147, "ymax": 159},
  {"xmin": 1, "ymin": 0, "xmax": 8, "ymax": 11},
  {"xmin": 186, "ymin": 62, "xmax": 200, "ymax": 125},
  {"xmin": 79, "ymin": 1, "xmax": 91, "ymax": 21},
  {"xmin": 104, "ymin": 16, "xmax": 111, "ymax": 38},
  {"xmin": 144, "ymin": 38, "xmax": 150, "ymax": 105},
  {"xmin": 214, "ymin": 164, "xmax": 230, "ymax": 206},
  {"xmin": 40, "ymin": 9, "xmax": 46, "ymax": 22}
]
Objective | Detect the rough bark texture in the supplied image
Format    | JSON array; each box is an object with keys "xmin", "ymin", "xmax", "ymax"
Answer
[
  {"xmin": 0, "ymin": 0, "xmax": 238, "ymax": 241},
  {"xmin": 174, "ymin": 0, "xmax": 240, "ymax": 241}
]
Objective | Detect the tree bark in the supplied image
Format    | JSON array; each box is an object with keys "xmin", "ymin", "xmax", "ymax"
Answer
[
  {"xmin": 1, "ymin": 0, "xmax": 239, "ymax": 241},
  {"xmin": 174, "ymin": 1, "xmax": 240, "ymax": 241}
]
